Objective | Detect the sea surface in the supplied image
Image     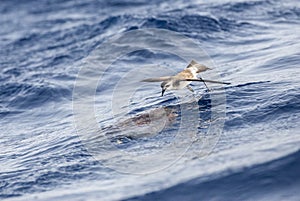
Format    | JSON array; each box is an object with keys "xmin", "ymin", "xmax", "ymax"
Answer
[{"xmin": 1, "ymin": 0, "xmax": 300, "ymax": 200}]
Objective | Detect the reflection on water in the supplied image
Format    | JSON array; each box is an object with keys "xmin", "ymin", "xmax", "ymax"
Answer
[{"xmin": 105, "ymin": 106, "xmax": 178, "ymax": 141}]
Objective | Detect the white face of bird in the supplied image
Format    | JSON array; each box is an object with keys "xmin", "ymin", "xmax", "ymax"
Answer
[{"xmin": 160, "ymin": 80, "xmax": 173, "ymax": 96}]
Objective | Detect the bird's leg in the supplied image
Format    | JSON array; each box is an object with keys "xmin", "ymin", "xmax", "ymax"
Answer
[
  {"xmin": 186, "ymin": 85, "xmax": 194, "ymax": 93},
  {"xmin": 199, "ymin": 76, "xmax": 211, "ymax": 92},
  {"xmin": 186, "ymin": 85, "xmax": 203, "ymax": 101}
]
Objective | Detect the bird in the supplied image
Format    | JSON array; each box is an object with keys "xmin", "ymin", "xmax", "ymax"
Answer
[{"xmin": 141, "ymin": 60, "xmax": 230, "ymax": 96}]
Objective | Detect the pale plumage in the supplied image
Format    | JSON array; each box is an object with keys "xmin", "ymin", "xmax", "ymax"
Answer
[{"xmin": 141, "ymin": 60, "xmax": 230, "ymax": 96}]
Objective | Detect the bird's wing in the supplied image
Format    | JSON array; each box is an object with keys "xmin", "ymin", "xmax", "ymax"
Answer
[
  {"xmin": 184, "ymin": 78, "xmax": 231, "ymax": 85},
  {"xmin": 141, "ymin": 76, "xmax": 171, "ymax": 82},
  {"xmin": 185, "ymin": 60, "xmax": 211, "ymax": 73},
  {"xmin": 186, "ymin": 60, "xmax": 198, "ymax": 68}
]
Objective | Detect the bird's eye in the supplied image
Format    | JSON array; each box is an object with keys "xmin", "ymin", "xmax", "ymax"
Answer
[{"xmin": 165, "ymin": 85, "xmax": 170, "ymax": 88}]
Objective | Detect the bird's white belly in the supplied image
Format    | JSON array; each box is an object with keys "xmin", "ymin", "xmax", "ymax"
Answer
[{"xmin": 174, "ymin": 81, "xmax": 192, "ymax": 89}]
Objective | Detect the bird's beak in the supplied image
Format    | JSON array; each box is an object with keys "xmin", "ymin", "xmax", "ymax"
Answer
[{"xmin": 161, "ymin": 89, "xmax": 166, "ymax": 96}]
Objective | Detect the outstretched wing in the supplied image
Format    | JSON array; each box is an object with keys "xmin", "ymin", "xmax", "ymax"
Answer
[
  {"xmin": 184, "ymin": 78, "xmax": 231, "ymax": 85},
  {"xmin": 141, "ymin": 76, "xmax": 171, "ymax": 82}
]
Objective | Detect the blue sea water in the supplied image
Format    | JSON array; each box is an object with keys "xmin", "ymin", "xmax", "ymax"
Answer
[{"xmin": 1, "ymin": 0, "xmax": 300, "ymax": 200}]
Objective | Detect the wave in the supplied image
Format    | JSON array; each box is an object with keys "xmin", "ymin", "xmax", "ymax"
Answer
[
  {"xmin": 126, "ymin": 149, "xmax": 300, "ymax": 201},
  {"xmin": 221, "ymin": 0, "xmax": 272, "ymax": 13},
  {"xmin": 225, "ymin": 80, "xmax": 300, "ymax": 127},
  {"xmin": 0, "ymin": 82, "xmax": 71, "ymax": 115},
  {"xmin": 141, "ymin": 14, "xmax": 252, "ymax": 34},
  {"xmin": 0, "ymin": 136, "xmax": 98, "ymax": 199}
]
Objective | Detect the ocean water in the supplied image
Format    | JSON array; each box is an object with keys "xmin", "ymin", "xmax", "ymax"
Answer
[{"xmin": 1, "ymin": 0, "xmax": 300, "ymax": 200}]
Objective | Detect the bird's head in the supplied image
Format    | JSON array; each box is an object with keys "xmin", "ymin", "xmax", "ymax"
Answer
[{"xmin": 161, "ymin": 80, "xmax": 172, "ymax": 96}]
